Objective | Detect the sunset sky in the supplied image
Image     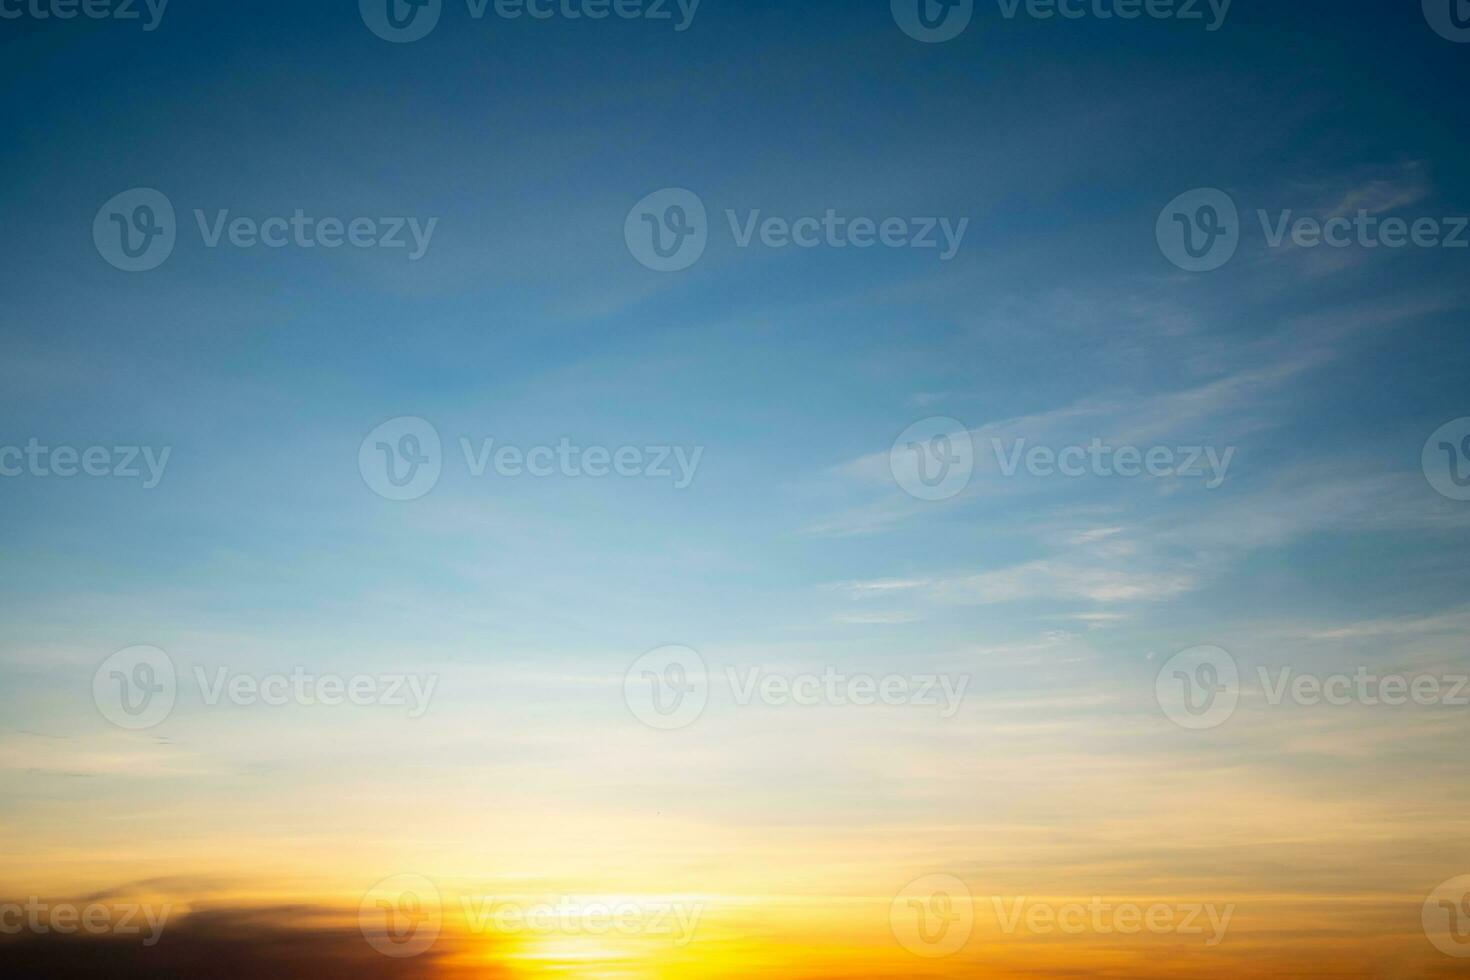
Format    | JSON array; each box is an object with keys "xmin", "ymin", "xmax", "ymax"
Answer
[{"xmin": 2, "ymin": 0, "xmax": 1470, "ymax": 977}]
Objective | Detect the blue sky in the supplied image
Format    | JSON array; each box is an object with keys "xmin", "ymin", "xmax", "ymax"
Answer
[
  {"xmin": 0, "ymin": 0, "xmax": 1465, "ymax": 681},
  {"xmin": 4, "ymin": 0, "xmax": 1466, "ymax": 652},
  {"xmin": 2, "ymin": 3, "xmax": 1470, "ymax": 973}
]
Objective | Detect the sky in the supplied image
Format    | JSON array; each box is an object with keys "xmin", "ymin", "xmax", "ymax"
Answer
[{"xmin": 2, "ymin": 0, "xmax": 1470, "ymax": 977}]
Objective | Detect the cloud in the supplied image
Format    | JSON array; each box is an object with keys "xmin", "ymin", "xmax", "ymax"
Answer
[
  {"xmin": 824, "ymin": 578, "xmax": 932, "ymax": 599},
  {"xmin": 0, "ymin": 902, "xmax": 485, "ymax": 980},
  {"xmin": 1323, "ymin": 160, "xmax": 1432, "ymax": 220},
  {"xmin": 930, "ymin": 560, "xmax": 1196, "ymax": 605}
]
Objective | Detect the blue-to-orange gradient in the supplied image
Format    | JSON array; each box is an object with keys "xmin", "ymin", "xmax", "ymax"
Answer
[{"xmin": 2, "ymin": 0, "xmax": 1470, "ymax": 977}]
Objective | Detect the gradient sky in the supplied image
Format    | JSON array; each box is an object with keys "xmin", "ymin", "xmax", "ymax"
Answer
[{"xmin": 2, "ymin": 0, "xmax": 1470, "ymax": 977}]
